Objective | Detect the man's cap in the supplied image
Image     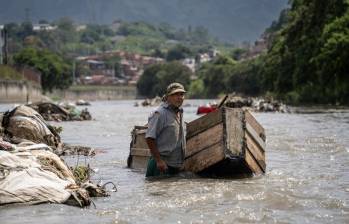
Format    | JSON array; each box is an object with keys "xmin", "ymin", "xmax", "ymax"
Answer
[{"xmin": 166, "ymin": 82, "xmax": 186, "ymax": 96}]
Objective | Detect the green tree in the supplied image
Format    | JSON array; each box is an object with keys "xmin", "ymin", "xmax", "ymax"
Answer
[
  {"xmin": 230, "ymin": 48, "xmax": 248, "ymax": 61},
  {"xmin": 4, "ymin": 23, "xmax": 20, "ymax": 38},
  {"xmin": 0, "ymin": 65, "xmax": 23, "ymax": 80},
  {"xmin": 314, "ymin": 7, "xmax": 349, "ymax": 104},
  {"xmin": 137, "ymin": 62, "xmax": 192, "ymax": 97},
  {"xmin": 188, "ymin": 79, "xmax": 205, "ymax": 98},
  {"xmin": 13, "ymin": 47, "xmax": 72, "ymax": 92},
  {"xmin": 190, "ymin": 26, "xmax": 211, "ymax": 44},
  {"xmin": 166, "ymin": 44, "xmax": 192, "ymax": 61},
  {"xmin": 158, "ymin": 23, "xmax": 176, "ymax": 39},
  {"xmin": 55, "ymin": 17, "xmax": 78, "ymax": 44},
  {"xmin": 104, "ymin": 55, "xmax": 122, "ymax": 77},
  {"xmin": 56, "ymin": 17, "xmax": 75, "ymax": 32},
  {"xmin": 150, "ymin": 48, "xmax": 165, "ymax": 58},
  {"xmin": 196, "ymin": 55, "xmax": 236, "ymax": 97},
  {"xmin": 226, "ymin": 57, "xmax": 263, "ymax": 96},
  {"xmin": 261, "ymin": 0, "xmax": 349, "ymax": 104},
  {"xmin": 80, "ymin": 29, "xmax": 101, "ymax": 44},
  {"xmin": 19, "ymin": 22, "xmax": 34, "ymax": 39},
  {"xmin": 117, "ymin": 22, "xmax": 159, "ymax": 37}
]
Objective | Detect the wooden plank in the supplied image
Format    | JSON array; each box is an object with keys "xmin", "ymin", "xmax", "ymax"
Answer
[
  {"xmin": 130, "ymin": 148, "xmax": 151, "ymax": 157},
  {"xmin": 245, "ymin": 110, "xmax": 265, "ymax": 141},
  {"xmin": 130, "ymin": 155, "xmax": 149, "ymax": 169},
  {"xmin": 244, "ymin": 148, "xmax": 263, "ymax": 175},
  {"xmin": 135, "ymin": 129, "xmax": 147, "ymax": 135},
  {"xmin": 245, "ymin": 133, "xmax": 266, "ymax": 172},
  {"xmin": 224, "ymin": 108, "xmax": 244, "ymax": 156},
  {"xmin": 134, "ymin": 125, "xmax": 147, "ymax": 130},
  {"xmin": 186, "ymin": 108, "xmax": 222, "ymax": 139},
  {"xmin": 246, "ymin": 123, "xmax": 266, "ymax": 151},
  {"xmin": 185, "ymin": 123, "xmax": 223, "ymax": 158},
  {"xmin": 184, "ymin": 141, "xmax": 225, "ymax": 173},
  {"xmin": 133, "ymin": 133, "xmax": 149, "ymax": 149}
]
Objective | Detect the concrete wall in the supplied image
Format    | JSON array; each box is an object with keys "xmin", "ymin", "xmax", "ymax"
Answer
[
  {"xmin": 0, "ymin": 82, "xmax": 137, "ymax": 103},
  {"xmin": 0, "ymin": 80, "xmax": 45, "ymax": 103},
  {"xmin": 49, "ymin": 85, "xmax": 137, "ymax": 101}
]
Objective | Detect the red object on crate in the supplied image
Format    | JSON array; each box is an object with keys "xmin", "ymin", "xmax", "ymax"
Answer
[{"xmin": 197, "ymin": 105, "xmax": 217, "ymax": 114}]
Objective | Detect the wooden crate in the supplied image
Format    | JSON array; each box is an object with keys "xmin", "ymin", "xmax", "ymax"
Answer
[
  {"xmin": 127, "ymin": 126, "xmax": 150, "ymax": 169},
  {"xmin": 128, "ymin": 107, "xmax": 266, "ymax": 176},
  {"xmin": 184, "ymin": 107, "xmax": 265, "ymax": 175}
]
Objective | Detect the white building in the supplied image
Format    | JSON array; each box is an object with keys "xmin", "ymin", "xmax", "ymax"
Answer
[
  {"xmin": 33, "ymin": 24, "xmax": 57, "ymax": 31},
  {"xmin": 182, "ymin": 58, "xmax": 196, "ymax": 73},
  {"xmin": 75, "ymin": 25, "xmax": 87, "ymax": 32}
]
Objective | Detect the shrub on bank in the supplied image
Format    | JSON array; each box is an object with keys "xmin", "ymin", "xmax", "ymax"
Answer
[{"xmin": 0, "ymin": 65, "xmax": 23, "ymax": 80}]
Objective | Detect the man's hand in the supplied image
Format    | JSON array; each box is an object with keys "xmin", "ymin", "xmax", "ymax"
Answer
[
  {"xmin": 146, "ymin": 137, "xmax": 168, "ymax": 173},
  {"xmin": 155, "ymin": 158, "xmax": 168, "ymax": 172}
]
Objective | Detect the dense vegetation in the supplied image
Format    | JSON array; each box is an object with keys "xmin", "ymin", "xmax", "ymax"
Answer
[
  {"xmin": 137, "ymin": 62, "xmax": 191, "ymax": 98},
  {"xmin": 0, "ymin": 0, "xmax": 287, "ymax": 42},
  {"xmin": 139, "ymin": 54, "xmax": 264, "ymax": 99},
  {"xmin": 3, "ymin": 18, "xmax": 223, "ymax": 58},
  {"xmin": 261, "ymin": 0, "xmax": 349, "ymax": 104},
  {"xmin": 0, "ymin": 65, "xmax": 23, "ymax": 80},
  {"xmin": 13, "ymin": 47, "xmax": 72, "ymax": 92},
  {"xmin": 3, "ymin": 0, "xmax": 348, "ymax": 105},
  {"xmin": 140, "ymin": 0, "xmax": 349, "ymax": 105},
  {"xmin": 2, "ymin": 18, "xmax": 229, "ymax": 91}
]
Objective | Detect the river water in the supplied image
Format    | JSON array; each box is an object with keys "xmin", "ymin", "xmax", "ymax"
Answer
[{"xmin": 1, "ymin": 100, "xmax": 348, "ymax": 224}]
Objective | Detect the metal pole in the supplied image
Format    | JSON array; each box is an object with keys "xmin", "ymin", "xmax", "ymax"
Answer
[
  {"xmin": 3, "ymin": 27, "xmax": 8, "ymax": 65},
  {"xmin": 72, "ymin": 60, "xmax": 76, "ymax": 85},
  {"xmin": 0, "ymin": 27, "xmax": 3, "ymax": 64}
]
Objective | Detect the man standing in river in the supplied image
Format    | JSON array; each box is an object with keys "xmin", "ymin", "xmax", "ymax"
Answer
[{"xmin": 145, "ymin": 82, "xmax": 186, "ymax": 177}]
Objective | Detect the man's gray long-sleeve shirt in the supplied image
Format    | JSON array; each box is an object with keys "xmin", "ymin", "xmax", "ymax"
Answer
[{"xmin": 145, "ymin": 102, "xmax": 186, "ymax": 168}]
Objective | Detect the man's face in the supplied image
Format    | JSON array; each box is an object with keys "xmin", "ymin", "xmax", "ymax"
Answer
[{"xmin": 167, "ymin": 92, "xmax": 185, "ymax": 108}]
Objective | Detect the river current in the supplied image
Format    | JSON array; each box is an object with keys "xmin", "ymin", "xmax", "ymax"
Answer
[{"xmin": 0, "ymin": 100, "xmax": 348, "ymax": 224}]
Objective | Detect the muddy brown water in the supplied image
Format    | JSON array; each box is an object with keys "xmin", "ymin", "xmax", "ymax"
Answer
[{"xmin": 1, "ymin": 100, "xmax": 348, "ymax": 224}]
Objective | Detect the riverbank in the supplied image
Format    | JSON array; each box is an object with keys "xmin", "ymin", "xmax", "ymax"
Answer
[
  {"xmin": 48, "ymin": 85, "xmax": 137, "ymax": 101},
  {"xmin": 0, "ymin": 80, "xmax": 47, "ymax": 103},
  {"xmin": 0, "ymin": 105, "xmax": 108, "ymax": 207}
]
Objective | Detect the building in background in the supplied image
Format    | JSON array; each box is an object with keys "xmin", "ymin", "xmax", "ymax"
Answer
[{"xmin": 76, "ymin": 51, "xmax": 163, "ymax": 85}]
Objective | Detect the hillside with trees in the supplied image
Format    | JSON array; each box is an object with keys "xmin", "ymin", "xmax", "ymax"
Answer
[
  {"xmin": 0, "ymin": 0, "xmax": 287, "ymax": 42},
  {"xmin": 260, "ymin": 0, "xmax": 349, "ymax": 104},
  {"xmin": 2, "ymin": 0, "xmax": 347, "ymax": 105},
  {"xmin": 3, "ymin": 19, "xmax": 223, "ymax": 58},
  {"xmin": 144, "ymin": 0, "xmax": 348, "ymax": 105},
  {"xmin": 1, "ymin": 18, "xmax": 231, "ymax": 92}
]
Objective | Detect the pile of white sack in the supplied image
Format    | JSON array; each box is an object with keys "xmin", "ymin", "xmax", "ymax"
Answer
[{"xmin": 0, "ymin": 105, "xmax": 108, "ymax": 207}]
